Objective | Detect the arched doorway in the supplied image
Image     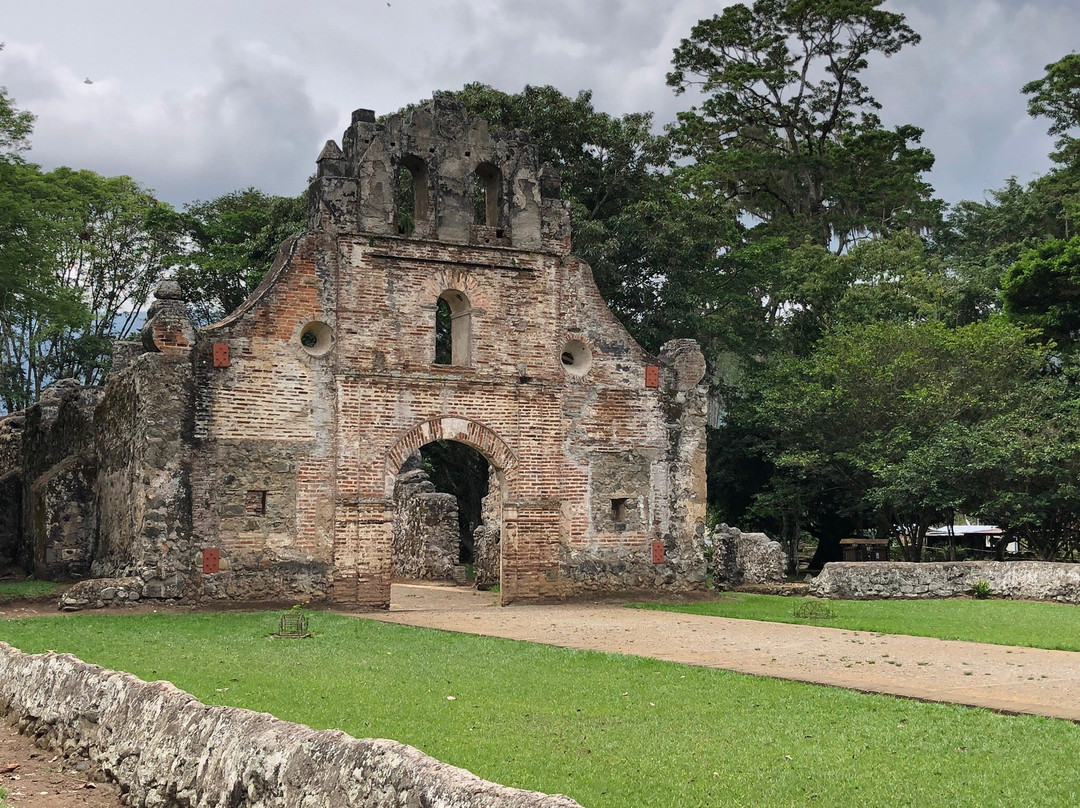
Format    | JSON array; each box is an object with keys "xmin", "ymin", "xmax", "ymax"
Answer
[
  {"xmin": 390, "ymin": 439, "xmax": 500, "ymax": 589},
  {"xmin": 379, "ymin": 417, "xmax": 517, "ymax": 600}
]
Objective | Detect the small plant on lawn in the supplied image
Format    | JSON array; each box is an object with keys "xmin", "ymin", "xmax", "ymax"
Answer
[
  {"xmin": 793, "ymin": 598, "xmax": 835, "ymax": 619},
  {"xmin": 972, "ymin": 579, "xmax": 992, "ymax": 600},
  {"xmin": 276, "ymin": 602, "xmax": 312, "ymax": 638}
]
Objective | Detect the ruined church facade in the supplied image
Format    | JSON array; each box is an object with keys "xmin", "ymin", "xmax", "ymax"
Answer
[{"xmin": 0, "ymin": 98, "xmax": 708, "ymax": 607}]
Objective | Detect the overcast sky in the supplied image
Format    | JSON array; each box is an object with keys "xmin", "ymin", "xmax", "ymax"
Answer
[{"xmin": 0, "ymin": 0, "xmax": 1074, "ymax": 208}]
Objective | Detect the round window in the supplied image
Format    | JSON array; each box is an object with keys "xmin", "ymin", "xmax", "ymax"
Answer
[
  {"xmin": 299, "ymin": 321, "xmax": 333, "ymax": 357},
  {"xmin": 560, "ymin": 339, "xmax": 592, "ymax": 376}
]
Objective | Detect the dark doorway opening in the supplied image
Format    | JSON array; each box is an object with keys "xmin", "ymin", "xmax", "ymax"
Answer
[
  {"xmin": 391, "ymin": 440, "xmax": 500, "ymax": 588},
  {"xmin": 420, "ymin": 440, "xmax": 488, "ymax": 564}
]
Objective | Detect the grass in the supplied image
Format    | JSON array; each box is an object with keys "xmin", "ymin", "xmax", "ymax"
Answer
[
  {"xmin": 0, "ymin": 580, "xmax": 63, "ymax": 604},
  {"xmin": 633, "ymin": 593, "xmax": 1080, "ymax": 651},
  {"xmin": 2, "ymin": 610, "xmax": 1079, "ymax": 807}
]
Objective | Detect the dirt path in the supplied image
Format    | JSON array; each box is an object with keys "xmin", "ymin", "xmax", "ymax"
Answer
[
  {"xmin": 356, "ymin": 583, "xmax": 1080, "ymax": 722},
  {"xmin": 0, "ymin": 720, "xmax": 123, "ymax": 808}
]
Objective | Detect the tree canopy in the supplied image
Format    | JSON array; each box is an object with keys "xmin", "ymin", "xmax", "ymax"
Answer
[
  {"xmin": 6, "ymin": 14, "xmax": 1080, "ymax": 565},
  {"xmin": 667, "ymin": 0, "xmax": 940, "ymax": 252}
]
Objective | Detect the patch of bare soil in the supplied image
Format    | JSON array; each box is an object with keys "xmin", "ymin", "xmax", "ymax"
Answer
[{"xmin": 0, "ymin": 720, "xmax": 122, "ymax": 808}]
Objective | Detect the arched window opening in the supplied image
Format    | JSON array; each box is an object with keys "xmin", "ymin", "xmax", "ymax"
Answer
[
  {"xmin": 396, "ymin": 155, "xmax": 429, "ymax": 235},
  {"xmin": 472, "ymin": 163, "xmax": 500, "ymax": 228},
  {"xmin": 435, "ymin": 298, "xmax": 453, "ymax": 365},
  {"xmin": 434, "ymin": 290, "xmax": 471, "ymax": 366}
]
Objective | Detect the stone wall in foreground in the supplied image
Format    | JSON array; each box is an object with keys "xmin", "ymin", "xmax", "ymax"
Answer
[
  {"xmin": 810, "ymin": 560, "xmax": 1080, "ymax": 603},
  {"xmin": 0, "ymin": 643, "xmax": 581, "ymax": 808}
]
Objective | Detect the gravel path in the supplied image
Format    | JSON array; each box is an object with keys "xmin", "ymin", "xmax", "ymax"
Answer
[{"xmin": 356, "ymin": 583, "xmax": 1080, "ymax": 722}]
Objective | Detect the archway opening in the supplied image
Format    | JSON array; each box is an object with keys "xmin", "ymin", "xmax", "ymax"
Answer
[
  {"xmin": 434, "ymin": 289, "xmax": 471, "ymax": 366},
  {"xmin": 391, "ymin": 440, "xmax": 500, "ymax": 588},
  {"xmin": 395, "ymin": 155, "xmax": 429, "ymax": 235},
  {"xmin": 472, "ymin": 163, "xmax": 500, "ymax": 228}
]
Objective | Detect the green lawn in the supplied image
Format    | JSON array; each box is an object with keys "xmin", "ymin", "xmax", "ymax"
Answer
[
  {"xmin": 2, "ymin": 611, "xmax": 1078, "ymax": 807},
  {"xmin": 632, "ymin": 593, "xmax": 1080, "ymax": 651},
  {"xmin": 0, "ymin": 580, "xmax": 63, "ymax": 604}
]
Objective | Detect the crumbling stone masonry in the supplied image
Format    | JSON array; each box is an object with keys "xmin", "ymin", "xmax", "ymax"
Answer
[
  {"xmin": 810, "ymin": 560, "xmax": 1080, "ymax": 603},
  {"xmin": 0, "ymin": 96, "xmax": 709, "ymax": 607},
  {"xmin": 711, "ymin": 525, "xmax": 787, "ymax": 589},
  {"xmin": 392, "ymin": 454, "xmax": 460, "ymax": 581}
]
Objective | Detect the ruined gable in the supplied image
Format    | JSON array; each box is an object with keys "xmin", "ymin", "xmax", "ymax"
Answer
[{"xmin": 4, "ymin": 97, "xmax": 709, "ymax": 608}]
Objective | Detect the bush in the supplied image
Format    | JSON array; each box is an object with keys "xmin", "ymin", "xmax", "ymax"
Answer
[{"xmin": 972, "ymin": 579, "xmax": 992, "ymax": 600}]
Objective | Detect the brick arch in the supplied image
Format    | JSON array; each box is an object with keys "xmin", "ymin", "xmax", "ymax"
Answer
[{"xmin": 383, "ymin": 416, "xmax": 518, "ymax": 497}]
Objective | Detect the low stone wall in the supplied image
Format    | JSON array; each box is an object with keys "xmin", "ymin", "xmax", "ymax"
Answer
[
  {"xmin": 810, "ymin": 561, "xmax": 1080, "ymax": 603},
  {"xmin": 561, "ymin": 540, "xmax": 708, "ymax": 594},
  {"xmin": 0, "ymin": 642, "xmax": 581, "ymax": 808}
]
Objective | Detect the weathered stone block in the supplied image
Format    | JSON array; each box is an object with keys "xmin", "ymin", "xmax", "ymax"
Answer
[{"xmin": 712, "ymin": 524, "xmax": 787, "ymax": 589}]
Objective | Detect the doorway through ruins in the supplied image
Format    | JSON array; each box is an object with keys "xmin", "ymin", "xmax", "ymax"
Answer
[{"xmin": 390, "ymin": 440, "xmax": 501, "ymax": 589}]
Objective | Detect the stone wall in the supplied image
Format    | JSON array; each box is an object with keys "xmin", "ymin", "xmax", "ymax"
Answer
[
  {"xmin": 473, "ymin": 465, "xmax": 502, "ymax": 588},
  {"xmin": 392, "ymin": 458, "xmax": 460, "ymax": 581},
  {"xmin": 712, "ymin": 525, "xmax": 786, "ymax": 589},
  {"xmin": 19, "ymin": 381, "xmax": 103, "ymax": 579},
  {"xmin": 810, "ymin": 561, "xmax": 1080, "ymax": 603},
  {"xmin": 0, "ymin": 642, "xmax": 582, "ymax": 808},
  {"xmin": 93, "ymin": 350, "xmax": 194, "ymax": 600},
  {"xmin": 0, "ymin": 414, "xmax": 24, "ymax": 569}
]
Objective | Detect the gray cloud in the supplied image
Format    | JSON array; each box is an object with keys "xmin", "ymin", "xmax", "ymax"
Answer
[
  {"xmin": 0, "ymin": 37, "xmax": 334, "ymax": 205},
  {"xmin": 1, "ymin": 0, "xmax": 1077, "ymax": 208}
]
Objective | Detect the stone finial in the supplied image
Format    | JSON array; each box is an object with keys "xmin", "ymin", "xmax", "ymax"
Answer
[
  {"xmin": 154, "ymin": 279, "xmax": 184, "ymax": 301},
  {"xmin": 659, "ymin": 339, "xmax": 707, "ymax": 391},
  {"xmin": 317, "ymin": 140, "xmax": 344, "ymax": 162},
  {"xmin": 142, "ymin": 282, "xmax": 194, "ymax": 356}
]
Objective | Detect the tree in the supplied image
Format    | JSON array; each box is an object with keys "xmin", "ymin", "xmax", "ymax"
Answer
[
  {"xmin": 667, "ymin": 0, "xmax": 940, "ymax": 252},
  {"xmin": 1023, "ymin": 53, "xmax": 1080, "ymax": 167},
  {"xmin": 0, "ymin": 46, "xmax": 33, "ymax": 161},
  {"xmin": 0, "ymin": 165, "xmax": 181, "ymax": 410},
  {"xmin": 174, "ymin": 189, "xmax": 306, "ymax": 325},
  {"xmin": 0, "ymin": 163, "xmax": 91, "ymax": 411},
  {"xmin": 748, "ymin": 318, "xmax": 1049, "ymax": 564},
  {"xmin": 1001, "ymin": 235, "xmax": 1080, "ymax": 352}
]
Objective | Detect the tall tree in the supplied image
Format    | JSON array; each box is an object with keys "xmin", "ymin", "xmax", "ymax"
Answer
[
  {"xmin": 1, "ymin": 166, "xmax": 181, "ymax": 410},
  {"xmin": 174, "ymin": 188, "xmax": 306, "ymax": 325},
  {"xmin": 667, "ymin": 0, "xmax": 940, "ymax": 252},
  {"xmin": 751, "ymin": 318, "xmax": 1049, "ymax": 564}
]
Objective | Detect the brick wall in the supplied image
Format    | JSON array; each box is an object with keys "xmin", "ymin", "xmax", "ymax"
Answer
[{"xmin": 185, "ymin": 98, "xmax": 709, "ymax": 606}]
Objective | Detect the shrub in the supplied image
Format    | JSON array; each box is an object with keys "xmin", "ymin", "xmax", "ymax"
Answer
[{"xmin": 972, "ymin": 579, "xmax": 992, "ymax": 600}]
